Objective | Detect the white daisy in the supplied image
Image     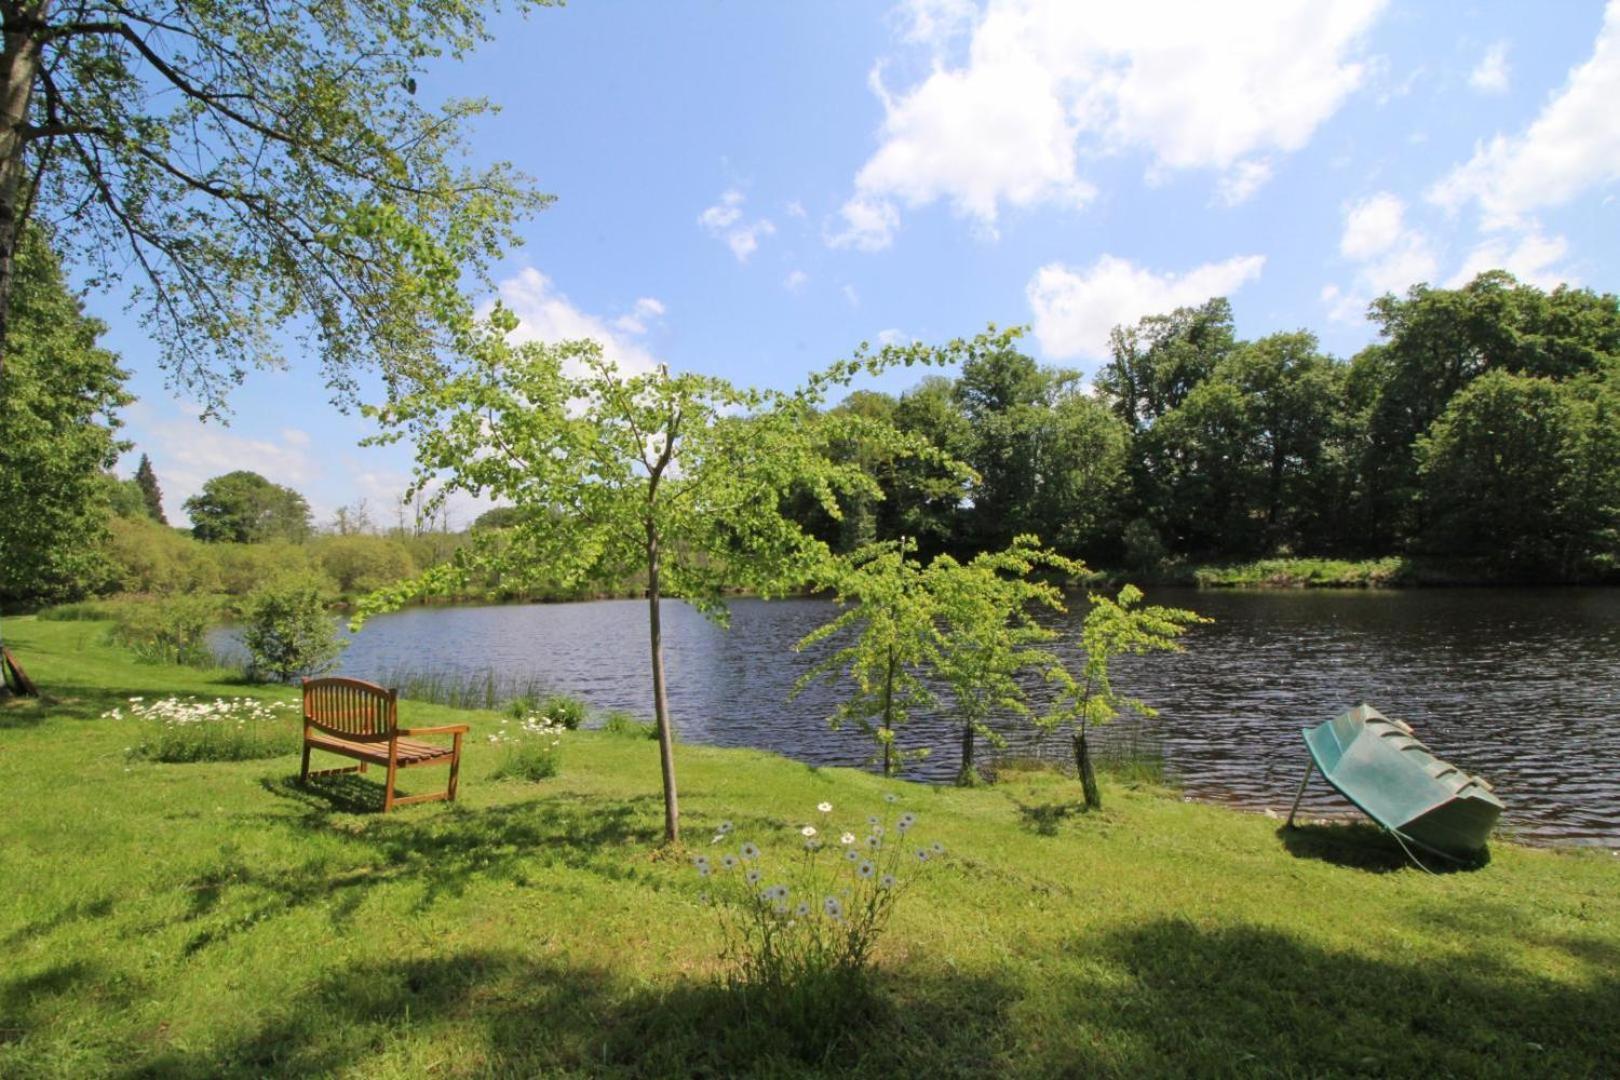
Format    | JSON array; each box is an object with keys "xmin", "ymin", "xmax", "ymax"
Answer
[
  {"xmin": 840, "ymin": 832, "xmax": 856, "ymax": 846},
  {"xmin": 817, "ymin": 802, "xmax": 833, "ymax": 813},
  {"xmin": 801, "ymin": 825, "xmax": 817, "ymax": 838}
]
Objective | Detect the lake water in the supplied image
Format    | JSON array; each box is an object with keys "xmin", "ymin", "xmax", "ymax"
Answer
[{"xmin": 241, "ymin": 588, "xmax": 1620, "ymax": 848}]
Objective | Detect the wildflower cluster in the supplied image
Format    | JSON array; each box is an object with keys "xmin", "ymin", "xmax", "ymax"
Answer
[
  {"xmin": 109, "ymin": 695, "xmax": 297, "ymax": 763},
  {"xmin": 487, "ymin": 711, "xmax": 565, "ymax": 781},
  {"xmin": 693, "ymin": 794, "xmax": 941, "ymax": 993}
]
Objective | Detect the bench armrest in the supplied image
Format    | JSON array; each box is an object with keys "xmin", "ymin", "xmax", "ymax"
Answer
[{"xmin": 399, "ymin": 724, "xmax": 470, "ymax": 737}]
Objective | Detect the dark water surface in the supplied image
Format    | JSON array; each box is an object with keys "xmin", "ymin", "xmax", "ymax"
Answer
[{"xmin": 278, "ymin": 588, "xmax": 1619, "ymax": 847}]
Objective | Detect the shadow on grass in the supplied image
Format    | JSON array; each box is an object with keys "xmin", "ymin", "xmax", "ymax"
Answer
[
  {"xmin": 1030, "ymin": 917, "xmax": 1620, "ymax": 1078},
  {"xmin": 120, "ymin": 950, "xmax": 1018, "ymax": 1079},
  {"xmin": 1278, "ymin": 821, "xmax": 1489, "ymax": 874},
  {"xmin": 110, "ymin": 916, "xmax": 1620, "ymax": 1078},
  {"xmin": 1, "ymin": 958, "xmax": 146, "ymax": 1052},
  {"xmin": 157, "ymin": 780, "xmax": 666, "ymax": 955},
  {"xmin": 1008, "ymin": 796, "xmax": 1091, "ymax": 836}
]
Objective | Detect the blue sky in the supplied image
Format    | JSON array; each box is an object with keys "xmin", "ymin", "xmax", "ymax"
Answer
[{"xmin": 99, "ymin": 0, "xmax": 1620, "ymax": 527}]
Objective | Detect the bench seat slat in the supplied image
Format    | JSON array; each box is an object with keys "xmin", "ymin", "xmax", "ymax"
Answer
[{"xmin": 306, "ymin": 734, "xmax": 455, "ymax": 766}]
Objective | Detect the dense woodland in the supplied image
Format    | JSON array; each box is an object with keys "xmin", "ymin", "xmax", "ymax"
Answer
[
  {"xmin": 2, "ymin": 222, "xmax": 1618, "ymax": 612},
  {"xmin": 792, "ymin": 274, "xmax": 1620, "ymax": 582}
]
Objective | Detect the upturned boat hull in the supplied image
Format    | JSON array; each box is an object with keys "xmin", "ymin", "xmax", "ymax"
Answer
[{"xmin": 1298, "ymin": 704, "xmax": 1504, "ymax": 859}]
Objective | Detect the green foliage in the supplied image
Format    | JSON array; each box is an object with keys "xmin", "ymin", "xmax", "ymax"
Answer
[
  {"xmin": 1042, "ymin": 585, "xmax": 1209, "ymax": 808},
  {"xmin": 108, "ymin": 594, "xmax": 224, "ymax": 666},
  {"xmin": 0, "ymin": 227, "xmax": 129, "ymax": 607},
  {"xmin": 1098, "ymin": 297, "xmax": 1238, "ymax": 430},
  {"xmin": 134, "ymin": 455, "xmax": 167, "ymax": 524},
  {"xmin": 537, "ymin": 693, "xmax": 587, "ymax": 730},
  {"xmin": 800, "ymin": 536, "xmax": 1086, "ymax": 785},
  {"xmin": 600, "ymin": 709, "xmax": 658, "ymax": 739},
  {"xmin": 694, "ymin": 797, "xmax": 936, "ymax": 1057},
  {"xmin": 472, "ymin": 505, "xmax": 526, "ymax": 530},
  {"xmin": 185, "ymin": 471, "xmax": 314, "ymax": 543},
  {"xmin": 103, "ymin": 516, "xmax": 223, "ymax": 595},
  {"xmin": 316, "ymin": 534, "xmax": 417, "ymax": 595},
  {"xmin": 1351, "ymin": 273, "xmax": 1620, "ymax": 550},
  {"xmin": 240, "ymin": 575, "xmax": 346, "ymax": 683},
  {"xmin": 361, "ymin": 311, "xmax": 1021, "ymax": 841},
  {"xmin": 103, "ymin": 473, "xmax": 151, "ymax": 519},
  {"xmin": 487, "ymin": 711, "xmax": 565, "ymax": 781},
  {"xmin": 927, "ymin": 537, "xmax": 1082, "ymax": 785},
  {"xmin": 114, "ymin": 694, "xmax": 299, "ymax": 763},
  {"xmin": 794, "ymin": 539, "xmax": 941, "ymax": 776},
  {"xmin": 1193, "ymin": 557, "xmax": 1410, "ymax": 589},
  {"xmin": 8, "ymin": 0, "xmax": 553, "ymax": 410},
  {"xmin": 1416, "ymin": 371, "xmax": 1604, "ymax": 577}
]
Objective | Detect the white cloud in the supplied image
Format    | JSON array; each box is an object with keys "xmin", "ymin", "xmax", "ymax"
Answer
[
  {"xmin": 1215, "ymin": 159, "xmax": 1275, "ymax": 207},
  {"xmin": 876, "ymin": 328, "xmax": 910, "ymax": 347},
  {"xmin": 613, "ymin": 296, "xmax": 667, "ymax": 335},
  {"xmin": 1449, "ymin": 229, "xmax": 1573, "ymax": 289},
  {"xmin": 1325, "ymin": 192, "xmax": 1438, "ymax": 320},
  {"xmin": 785, "ymin": 199, "xmax": 807, "ymax": 219},
  {"xmin": 698, "ymin": 189, "xmax": 744, "ymax": 230},
  {"xmin": 836, "ymin": 0, "xmax": 1386, "ymax": 247},
  {"xmin": 1340, "ymin": 192, "xmax": 1407, "ymax": 260},
  {"xmin": 281, "ymin": 427, "xmax": 311, "ymax": 447},
  {"xmin": 842, "ymin": 284, "xmax": 861, "ymax": 307},
  {"xmin": 1430, "ymin": 5, "xmax": 1620, "ymax": 228},
  {"xmin": 1026, "ymin": 253, "xmax": 1266, "ymax": 362},
  {"xmin": 497, "ymin": 268, "xmax": 661, "ymax": 377},
  {"xmin": 827, "ymin": 194, "xmax": 902, "ymax": 251},
  {"xmin": 1468, "ymin": 41, "xmax": 1511, "ymax": 94},
  {"xmin": 900, "ymin": 0, "xmax": 979, "ymax": 49},
  {"xmin": 699, "ymin": 189, "xmax": 776, "ymax": 262},
  {"xmin": 784, "ymin": 269, "xmax": 810, "ymax": 292}
]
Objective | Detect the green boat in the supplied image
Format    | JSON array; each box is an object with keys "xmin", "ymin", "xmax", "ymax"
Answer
[{"xmin": 1287, "ymin": 704, "xmax": 1504, "ymax": 861}]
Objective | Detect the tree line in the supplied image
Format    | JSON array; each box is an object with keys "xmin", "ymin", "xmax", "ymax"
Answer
[{"xmin": 788, "ymin": 275, "xmax": 1620, "ymax": 582}]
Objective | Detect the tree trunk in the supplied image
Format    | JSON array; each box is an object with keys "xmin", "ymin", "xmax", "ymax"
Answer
[
  {"xmin": 880, "ymin": 643, "xmax": 896, "ymax": 776},
  {"xmin": 0, "ymin": 2, "xmax": 48, "ymax": 373},
  {"xmin": 1074, "ymin": 727, "xmax": 1101, "ymax": 810},
  {"xmin": 647, "ymin": 523, "xmax": 679, "ymax": 844},
  {"xmin": 957, "ymin": 721, "xmax": 977, "ymax": 786}
]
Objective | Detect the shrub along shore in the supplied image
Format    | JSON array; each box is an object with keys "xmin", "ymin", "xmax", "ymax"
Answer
[{"xmin": 2, "ymin": 616, "xmax": 1616, "ymax": 1077}]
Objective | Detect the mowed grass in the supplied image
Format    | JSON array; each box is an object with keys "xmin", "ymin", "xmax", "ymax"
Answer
[{"xmin": 2, "ymin": 617, "xmax": 1617, "ymax": 1078}]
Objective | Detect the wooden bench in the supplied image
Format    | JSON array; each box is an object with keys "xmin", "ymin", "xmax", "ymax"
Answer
[{"xmin": 300, "ymin": 676, "xmax": 467, "ymax": 812}]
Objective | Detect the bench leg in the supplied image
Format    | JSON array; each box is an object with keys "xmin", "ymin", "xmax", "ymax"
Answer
[
  {"xmin": 384, "ymin": 751, "xmax": 399, "ymax": 813},
  {"xmin": 447, "ymin": 732, "xmax": 463, "ymax": 802},
  {"xmin": 300, "ymin": 741, "xmax": 311, "ymax": 783}
]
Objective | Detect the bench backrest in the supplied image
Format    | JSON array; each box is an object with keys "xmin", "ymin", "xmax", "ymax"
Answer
[{"xmin": 302, "ymin": 676, "xmax": 398, "ymax": 742}]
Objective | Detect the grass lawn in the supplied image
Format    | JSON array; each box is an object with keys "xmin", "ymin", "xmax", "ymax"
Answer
[{"xmin": 2, "ymin": 616, "xmax": 1617, "ymax": 1077}]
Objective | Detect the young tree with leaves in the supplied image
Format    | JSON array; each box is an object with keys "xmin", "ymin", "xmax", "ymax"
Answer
[
  {"xmin": 1040, "ymin": 585, "xmax": 1208, "ymax": 810},
  {"xmin": 927, "ymin": 536, "xmax": 1080, "ymax": 786},
  {"xmin": 358, "ymin": 310, "xmax": 1020, "ymax": 842},
  {"xmin": 0, "ymin": 0, "xmax": 552, "ymax": 410},
  {"xmin": 793, "ymin": 537, "xmax": 945, "ymax": 776}
]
